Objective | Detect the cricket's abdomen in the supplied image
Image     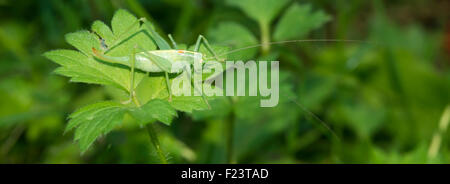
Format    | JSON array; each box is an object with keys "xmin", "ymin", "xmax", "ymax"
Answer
[
  {"xmin": 136, "ymin": 50, "xmax": 203, "ymax": 73},
  {"xmin": 134, "ymin": 54, "xmax": 163, "ymax": 72}
]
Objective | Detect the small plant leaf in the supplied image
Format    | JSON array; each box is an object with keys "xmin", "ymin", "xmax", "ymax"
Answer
[
  {"xmin": 128, "ymin": 99, "xmax": 177, "ymax": 125},
  {"xmin": 226, "ymin": 0, "xmax": 289, "ymax": 25},
  {"xmin": 170, "ymin": 96, "xmax": 210, "ymax": 113},
  {"xmin": 111, "ymin": 9, "xmax": 140, "ymax": 38},
  {"xmin": 274, "ymin": 4, "xmax": 331, "ymax": 41},
  {"xmin": 208, "ymin": 22, "xmax": 258, "ymax": 60},
  {"xmin": 44, "ymin": 49, "xmax": 131, "ymax": 91},
  {"xmin": 68, "ymin": 101, "xmax": 126, "ymax": 152}
]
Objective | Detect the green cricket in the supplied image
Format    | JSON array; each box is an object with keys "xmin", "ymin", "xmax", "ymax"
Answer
[{"xmin": 92, "ymin": 18, "xmax": 221, "ymax": 108}]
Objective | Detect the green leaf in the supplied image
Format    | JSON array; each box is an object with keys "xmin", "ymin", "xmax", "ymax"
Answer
[
  {"xmin": 67, "ymin": 101, "xmax": 126, "ymax": 152},
  {"xmin": 65, "ymin": 101, "xmax": 118, "ymax": 133},
  {"xmin": 111, "ymin": 9, "xmax": 140, "ymax": 38},
  {"xmin": 274, "ymin": 4, "xmax": 331, "ymax": 41},
  {"xmin": 128, "ymin": 99, "xmax": 177, "ymax": 125},
  {"xmin": 170, "ymin": 96, "xmax": 210, "ymax": 113},
  {"xmin": 44, "ymin": 49, "xmax": 133, "ymax": 91},
  {"xmin": 207, "ymin": 22, "xmax": 258, "ymax": 60},
  {"xmin": 226, "ymin": 0, "xmax": 289, "ymax": 25},
  {"xmin": 135, "ymin": 75, "xmax": 169, "ymax": 102}
]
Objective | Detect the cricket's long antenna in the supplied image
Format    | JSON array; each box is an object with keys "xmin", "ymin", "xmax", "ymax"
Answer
[
  {"xmin": 288, "ymin": 96, "xmax": 340, "ymax": 141},
  {"xmin": 206, "ymin": 39, "xmax": 374, "ymax": 60}
]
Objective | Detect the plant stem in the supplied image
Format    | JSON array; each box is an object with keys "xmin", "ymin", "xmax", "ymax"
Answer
[
  {"xmin": 131, "ymin": 95, "xmax": 168, "ymax": 164},
  {"xmin": 428, "ymin": 105, "xmax": 450, "ymax": 160},
  {"xmin": 132, "ymin": 93, "xmax": 141, "ymax": 107},
  {"xmin": 260, "ymin": 21, "xmax": 270, "ymax": 55},
  {"xmin": 146, "ymin": 124, "xmax": 168, "ymax": 164},
  {"xmin": 226, "ymin": 97, "xmax": 237, "ymax": 164},
  {"xmin": 226, "ymin": 111, "xmax": 235, "ymax": 164}
]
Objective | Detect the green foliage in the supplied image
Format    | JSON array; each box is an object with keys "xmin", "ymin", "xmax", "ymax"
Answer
[
  {"xmin": 66, "ymin": 101, "xmax": 126, "ymax": 152},
  {"xmin": 64, "ymin": 99, "xmax": 177, "ymax": 152},
  {"xmin": 226, "ymin": 0, "xmax": 289, "ymax": 25},
  {"xmin": 1, "ymin": 0, "xmax": 449, "ymax": 164},
  {"xmin": 128, "ymin": 100, "xmax": 177, "ymax": 126},
  {"xmin": 44, "ymin": 49, "xmax": 134, "ymax": 91},
  {"xmin": 207, "ymin": 22, "xmax": 258, "ymax": 60},
  {"xmin": 274, "ymin": 4, "xmax": 331, "ymax": 41}
]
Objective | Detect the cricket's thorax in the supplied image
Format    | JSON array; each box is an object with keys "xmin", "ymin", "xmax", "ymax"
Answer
[{"xmin": 135, "ymin": 50, "xmax": 203, "ymax": 73}]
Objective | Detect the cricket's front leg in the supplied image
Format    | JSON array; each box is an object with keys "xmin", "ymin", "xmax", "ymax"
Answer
[
  {"xmin": 122, "ymin": 46, "xmax": 138, "ymax": 105},
  {"xmin": 168, "ymin": 34, "xmax": 178, "ymax": 49},
  {"xmin": 133, "ymin": 44, "xmax": 173, "ymax": 102},
  {"xmin": 194, "ymin": 35, "xmax": 221, "ymax": 62}
]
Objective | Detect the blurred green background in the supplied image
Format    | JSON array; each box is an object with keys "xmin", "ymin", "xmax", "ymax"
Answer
[{"xmin": 0, "ymin": 0, "xmax": 449, "ymax": 163}]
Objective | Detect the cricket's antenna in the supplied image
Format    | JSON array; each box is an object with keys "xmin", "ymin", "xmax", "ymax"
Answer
[
  {"xmin": 288, "ymin": 96, "xmax": 340, "ymax": 141},
  {"xmin": 206, "ymin": 39, "xmax": 374, "ymax": 60}
]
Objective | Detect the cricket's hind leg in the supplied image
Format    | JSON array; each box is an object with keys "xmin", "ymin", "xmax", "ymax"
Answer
[
  {"xmin": 165, "ymin": 72, "xmax": 172, "ymax": 102},
  {"xmin": 183, "ymin": 65, "xmax": 211, "ymax": 109}
]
